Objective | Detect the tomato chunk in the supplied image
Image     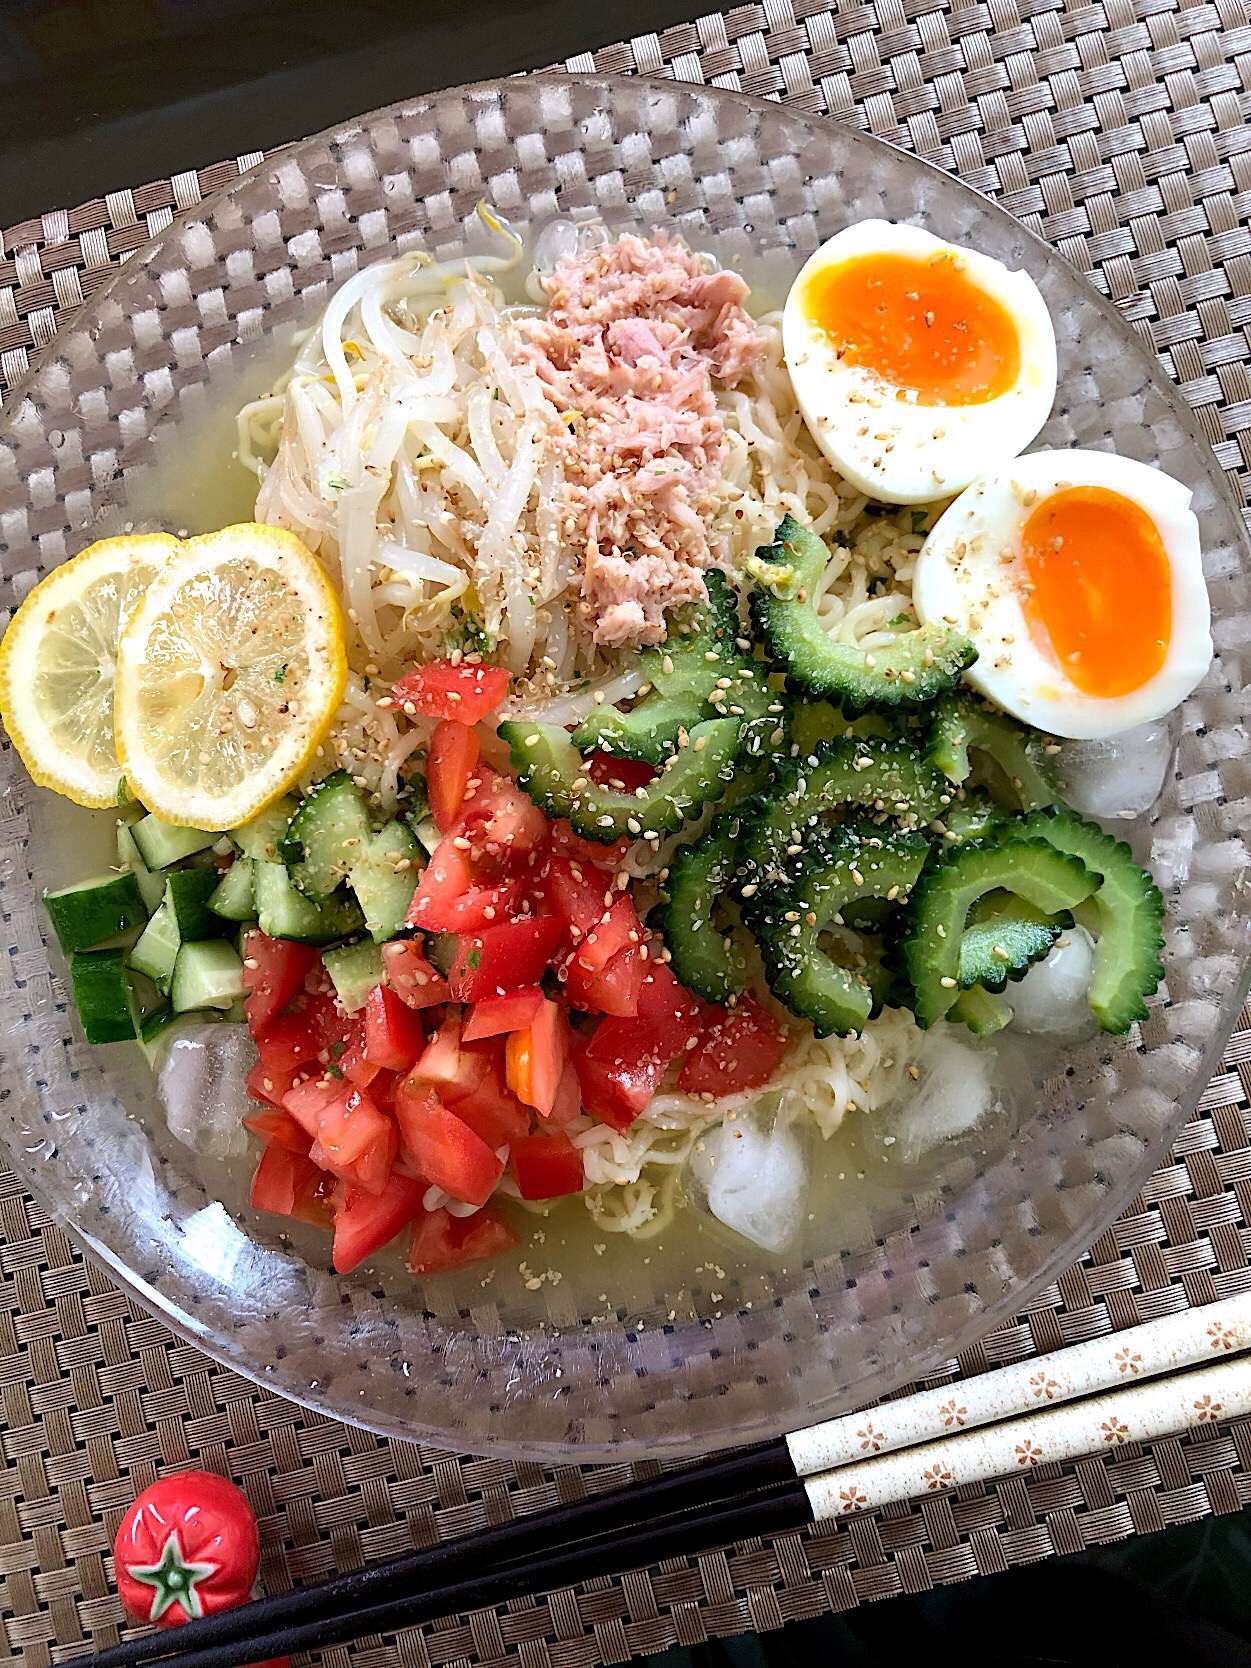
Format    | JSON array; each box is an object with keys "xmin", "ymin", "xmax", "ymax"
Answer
[
  {"xmin": 574, "ymin": 1041, "xmax": 667, "ymax": 1133},
  {"xmin": 408, "ymin": 1015, "xmax": 472, "ymax": 1092},
  {"xmin": 427, "ymin": 720, "xmax": 480, "ymax": 832},
  {"xmin": 505, "ymin": 998, "xmax": 571, "ymax": 1121},
  {"xmin": 547, "ymin": 820, "xmax": 632, "ymax": 869},
  {"xmin": 242, "ymin": 932, "xmax": 319, "ymax": 1036},
  {"xmin": 363, "ymin": 984, "xmax": 425, "ymax": 1073},
  {"xmin": 581, "ymin": 943, "xmax": 648, "ymax": 1018},
  {"xmin": 381, "ymin": 939, "xmax": 449, "ymax": 1009},
  {"xmin": 391, "ymin": 659, "xmax": 510, "ymax": 725},
  {"xmin": 282, "ymin": 1075, "xmax": 343, "ymax": 1137},
  {"xmin": 447, "ymin": 1043, "xmax": 531, "ymax": 1147},
  {"xmin": 458, "ymin": 765, "xmax": 547, "ymax": 867},
  {"xmin": 462, "ymin": 988, "xmax": 545, "ymax": 1040},
  {"xmin": 585, "ymin": 751, "xmax": 658, "ymax": 794},
  {"xmin": 243, "ymin": 1107, "xmax": 311, "ymax": 1156},
  {"xmin": 678, "ymin": 996, "xmax": 791, "ymax": 1097},
  {"xmin": 250, "ymin": 1146, "xmax": 331, "ymax": 1227},
  {"xmin": 564, "ymin": 897, "xmax": 645, "ymax": 1012},
  {"xmin": 340, "ymin": 1023, "xmax": 380, "ymax": 1089},
  {"xmin": 246, "ymin": 1056, "xmax": 297, "ymax": 1109},
  {"xmin": 511, "ymin": 1132, "xmax": 584, "ymax": 1200},
  {"xmin": 407, "ymin": 1204, "xmax": 519, "ymax": 1275},
  {"xmin": 312, "ymin": 1085, "xmax": 398, "ymax": 1195},
  {"xmin": 393, "ymin": 1084, "xmax": 504, "ymax": 1207},
  {"xmin": 332, "ymin": 1173, "xmax": 426, "ymax": 1273},
  {"xmin": 448, "ymin": 916, "xmax": 564, "ymax": 1002},
  {"xmin": 543, "ymin": 853, "xmax": 612, "ymax": 938},
  {"xmin": 406, "ymin": 838, "xmax": 521, "ymax": 933}
]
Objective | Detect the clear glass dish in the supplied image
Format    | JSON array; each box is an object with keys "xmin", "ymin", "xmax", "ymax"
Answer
[{"xmin": 0, "ymin": 75, "xmax": 1247, "ymax": 1461}]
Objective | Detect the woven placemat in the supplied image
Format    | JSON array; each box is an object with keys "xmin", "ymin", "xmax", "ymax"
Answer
[{"xmin": 3, "ymin": 1, "xmax": 1251, "ymax": 1661}]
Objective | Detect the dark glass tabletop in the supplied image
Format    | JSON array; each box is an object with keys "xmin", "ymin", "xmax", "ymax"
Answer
[{"xmin": 0, "ymin": 0, "xmax": 703, "ymax": 224}]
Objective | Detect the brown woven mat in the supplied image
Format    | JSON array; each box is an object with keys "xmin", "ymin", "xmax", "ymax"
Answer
[{"xmin": 4, "ymin": 1, "xmax": 1251, "ymax": 1662}]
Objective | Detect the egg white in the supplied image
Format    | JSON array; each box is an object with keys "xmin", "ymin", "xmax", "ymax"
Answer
[
  {"xmin": 912, "ymin": 449, "xmax": 1212, "ymax": 740},
  {"xmin": 783, "ymin": 221, "xmax": 1058, "ymax": 505}
]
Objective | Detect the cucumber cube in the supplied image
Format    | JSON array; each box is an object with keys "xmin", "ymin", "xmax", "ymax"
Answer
[{"xmin": 44, "ymin": 872, "xmax": 148, "ymax": 955}]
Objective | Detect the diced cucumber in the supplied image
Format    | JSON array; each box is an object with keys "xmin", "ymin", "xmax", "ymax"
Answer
[
  {"xmin": 426, "ymin": 933, "xmax": 457, "ymax": 976},
  {"xmin": 253, "ymin": 860, "xmax": 365, "ymax": 946},
  {"xmin": 164, "ymin": 868, "xmax": 228, "ymax": 941},
  {"xmin": 138, "ymin": 1006, "xmax": 179, "ymax": 1064},
  {"xmin": 412, "ymin": 816, "xmax": 441, "ymax": 857},
  {"xmin": 43, "ymin": 872, "xmax": 148, "ymax": 955},
  {"xmin": 350, "ymin": 820, "xmax": 422, "ymax": 942},
  {"xmin": 232, "ymin": 795, "xmax": 297, "ymax": 863},
  {"xmin": 130, "ymin": 815, "xmax": 216, "ymax": 870},
  {"xmin": 116, "ymin": 820, "xmax": 167, "ymax": 913},
  {"xmin": 171, "ymin": 940, "xmax": 245, "ymax": 1013},
  {"xmin": 126, "ymin": 901, "xmax": 182, "ymax": 996},
  {"xmin": 70, "ymin": 949, "xmax": 138, "ymax": 1044},
  {"xmin": 284, "ymin": 771, "xmax": 371, "ymax": 898},
  {"xmin": 323, "ymin": 938, "xmax": 385, "ymax": 1012},
  {"xmin": 208, "ymin": 857, "xmax": 256, "ymax": 922}
]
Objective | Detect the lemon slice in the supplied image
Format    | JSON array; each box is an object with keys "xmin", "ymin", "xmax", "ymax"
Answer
[
  {"xmin": 114, "ymin": 523, "xmax": 346, "ymax": 829},
  {"xmin": 0, "ymin": 533, "xmax": 177, "ymax": 808}
]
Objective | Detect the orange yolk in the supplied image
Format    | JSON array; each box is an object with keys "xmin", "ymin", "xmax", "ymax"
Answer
[
  {"xmin": 802, "ymin": 250, "xmax": 1021, "ymax": 406},
  {"xmin": 1021, "ymin": 486, "xmax": 1171, "ymax": 699}
]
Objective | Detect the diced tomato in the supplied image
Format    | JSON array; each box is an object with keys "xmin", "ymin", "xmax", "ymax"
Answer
[
  {"xmin": 243, "ymin": 1107, "xmax": 311, "ymax": 1156},
  {"xmin": 381, "ymin": 938, "xmax": 450, "ymax": 1009},
  {"xmin": 242, "ymin": 933, "xmax": 319, "ymax": 1036},
  {"xmin": 543, "ymin": 853, "xmax": 613, "ymax": 938},
  {"xmin": 678, "ymin": 996, "xmax": 791, "ymax": 1097},
  {"xmin": 547, "ymin": 1057, "xmax": 583, "ymax": 1129},
  {"xmin": 340, "ymin": 1023, "xmax": 380, "ymax": 1089},
  {"xmin": 332, "ymin": 1173, "xmax": 426, "ymax": 1273},
  {"xmin": 547, "ymin": 820, "xmax": 632, "ymax": 869},
  {"xmin": 448, "ymin": 916, "xmax": 564, "ymax": 1002},
  {"xmin": 393, "ymin": 1084, "xmax": 504, "ymax": 1207},
  {"xmin": 458, "ymin": 765, "xmax": 547, "ymax": 867},
  {"xmin": 408, "ymin": 1015, "xmax": 471, "ymax": 1092},
  {"xmin": 406, "ymin": 837, "xmax": 521, "ymax": 933},
  {"xmin": 250, "ymin": 1146, "xmax": 331, "ymax": 1228},
  {"xmin": 407, "ymin": 1204, "xmax": 520, "ymax": 1275},
  {"xmin": 585, "ymin": 751, "xmax": 658, "ymax": 794},
  {"xmin": 511, "ymin": 1132, "xmax": 584, "ymax": 1200},
  {"xmin": 462, "ymin": 987, "xmax": 545, "ymax": 1041},
  {"xmin": 391, "ymin": 659, "xmax": 510, "ymax": 725},
  {"xmin": 573, "ymin": 1040, "xmax": 666, "ymax": 1133},
  {"xmin": 246, "ymin": 1056, "xmax": 297, "ymax": 1109},
  {"xmin": 504, "ymin": 998, "xmax": 570, "ymax": 1121},
  {"xmin": 636, "ymin": 962, "xmax": 705, "ymax": 1052},
  {"xmin": 363, "ymin": 984, "xmax": 425, "ymax": 1073},
  {"xmin": 564, "ymin": 897, "xmax": 644, "ymax": 1012},
  {"xmin": 446, "ymin": 1049, "xmax": 530, "ymax": 1148},
  {"xmin": 255, "ymin": 1010, "xmax": 330, "ymax": 1077},
  {"xmin": 582, "ymin": 943, "xmax": 648, "ymax": 1018},
  {"xmin": 427, "ymin": 720, "xmax": 480, "ymax": 832},
  {"xmin": 312, "ymin": 1085, "xmax": 398, "ymax": 1196},
  {"xmin": 282, "ymin": 1075, "xmax": 343, "ymax": 1138}
]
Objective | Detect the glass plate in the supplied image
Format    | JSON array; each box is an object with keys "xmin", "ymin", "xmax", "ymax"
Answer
[{"xmin": 0, "ymin": 75, "xmax": 1247, "ymax": 1461}]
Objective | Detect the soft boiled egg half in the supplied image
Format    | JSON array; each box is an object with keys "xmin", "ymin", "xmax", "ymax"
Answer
[
  {"xmin": 912, "ymin": 450, "xmax": 1212, "ymax": 739},
  {"xmin": 783, "ymin": 221, "xmax": 1057, "ymax": 504}
]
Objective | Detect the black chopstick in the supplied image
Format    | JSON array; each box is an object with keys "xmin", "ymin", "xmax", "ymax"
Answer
[
  {"xmin": 92, "ymin": 1482, "xmax": 814, "ymax": 1668},
  {"xmin": 73, "ymin": 1440, "xmax": 797, "ymax": 1668}
]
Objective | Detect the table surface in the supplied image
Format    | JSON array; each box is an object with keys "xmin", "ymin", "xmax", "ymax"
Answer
[{"xmin": 3, "ymin": 0, "xmax": 1251, "ymax": 1662}]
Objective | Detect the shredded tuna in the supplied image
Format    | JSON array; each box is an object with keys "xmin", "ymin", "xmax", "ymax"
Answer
[{"xmin": 518, "ymin": 233, "xmax": 767, "ymax": 647}]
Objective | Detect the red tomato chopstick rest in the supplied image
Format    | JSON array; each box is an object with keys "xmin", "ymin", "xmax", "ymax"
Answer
[{"xmin": 114, "ymin": 1471, "xmax": 259, "ymax": 1628}]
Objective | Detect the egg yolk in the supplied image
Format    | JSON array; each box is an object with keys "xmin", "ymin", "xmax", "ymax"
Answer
[
  {"xmin": 802, "ymin": 250, "xmax": 1021, "ymax": 406},
  {"xmin": 1021, "ymin": 486, "xmax": 1171, "ymax": 699}
]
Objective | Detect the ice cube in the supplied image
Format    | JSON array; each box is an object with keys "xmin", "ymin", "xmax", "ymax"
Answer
[
  {"xmin": 1008, "ymin": 924, "xmax": 1097, "ymax": 1037},
  {"xmin": 1052, "ymin": 721, "xmax": 1173, "ymax": 820},
  {"xmin": 690, "ymin": 1112, "xmax": 807, "ymax": 1252},
  {"xmin": 158, "ymin": 1022, "xmax": 257, "ymax": 1160},
  {"xmin": 893, "ymin": 1030, "xmax": 999, "ymax": 1163}
]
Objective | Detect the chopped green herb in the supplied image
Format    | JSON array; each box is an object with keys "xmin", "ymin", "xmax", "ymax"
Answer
[
  {"xmin": 327, "ymin": 473, "xmax": 350, "ymax": 492},
  {"xmin": 274, "ymin": 664, "xmax": 287, "ymax": 684},
  {"xmin": 466, "ymin": 947, "xmax": 482, "ymax": 970},
  {"xmin": 911, "ymin": 510, "xmax": 930, "ymax": 534},
  {"xmin": 888, "ymin": 612, "xmax": 914, "ymax": 628},
  {"xmin": 330, "ymin": 1039, "xmax": 347, "ymax": 1059},
  {"xmin": 325, "ymin": 1063, "xmax": 344, "ymax": 1080}
]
